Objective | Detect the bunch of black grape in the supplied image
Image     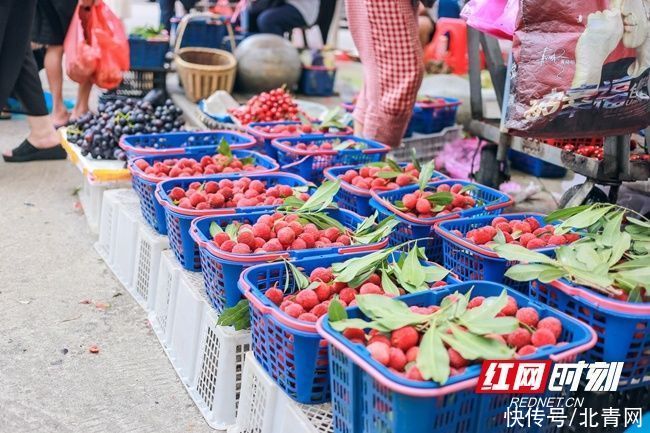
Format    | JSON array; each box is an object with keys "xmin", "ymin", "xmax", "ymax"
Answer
[{"xmin": 66, "ymin": 98, "xmax": 184, "ymax": 160}]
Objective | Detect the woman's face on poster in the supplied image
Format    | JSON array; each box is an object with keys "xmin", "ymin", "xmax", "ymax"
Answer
[{"xmin": 621, "ymin": 0, "xmax": 650, "ymax": 48}]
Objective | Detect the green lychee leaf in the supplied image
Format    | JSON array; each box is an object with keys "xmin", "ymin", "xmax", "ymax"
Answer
[
  {"xmin": 442, "ymin": 324, "xmax": 514, "ymax": 360},
  {"xmin": 330, "ymin": 318, "xmax": 391, "ymax": 333},
  {"xmin": 218, "ymin": 137, "xmax": 232, "ymax": 157},
  {"xmin": 209, "ymin": 221, "xmax": 224, "ymax": 237},
  {"xmin": 328, "ymin": 297, "xmax": 348, "ymax": 322},
  {"xmin": 417, "ymin": 327, "xmax": 449, "ymax": 383},
  {"xmin": 418, "ymin": 161, "xmax": 436, "ymax": 191}
]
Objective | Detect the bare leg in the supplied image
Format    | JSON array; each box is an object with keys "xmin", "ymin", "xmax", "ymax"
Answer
[
  {"xmin": 2, "ymin": 115, "xmax": 60, "ymax": 156},
  {"xmin": 44, "ymin": 45, "xmax": 69, "ymax": 125},
  {"xmin": 72, "ymin": 80, "xmax": 92, "ymax": 119},
  {"xmin": 418, "ymin": 15, "xmax": 434, "ymax": 49}
]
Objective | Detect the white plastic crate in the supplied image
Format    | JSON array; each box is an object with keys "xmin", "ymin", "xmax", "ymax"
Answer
[
  {"xmin": 95, "ymin": 188, "xmax": 139, "ymax": 267},
  {"xmin": 113, "ymin": 200, "xmax": 143, "ymax": 290},
  {"xmin": 149, "ymin": 250, "xmax": 182, "ymax": 348},
  {"xmin": 166, "ymin": 270, "xmax": 207, "ymax": 385},
  {"xmin": 188, "ymin": 304, "xmax": 252, "ymax": 430},
  {"xmin": 389, "ymin": 125, "xmax": 462, "ymax": 164},
  {"xmin": 78, "ymin": 173, "xmax": 130, "ymax": 234},
  {"xmin": 229, "ymin": 353, "xmax": 333, "ymax": 433},
  {"xmin": 130, "ymin": 222, "xmax": 170, "ymax": 312}
]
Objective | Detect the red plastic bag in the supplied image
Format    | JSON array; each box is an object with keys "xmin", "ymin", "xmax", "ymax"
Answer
[
  {"xmin": 63, "ymin": 5, "xmax": 100, "ymax": 83},
  {"xmin": 90, "ymin": 0, "xmax": 130, "ymax": 89}
]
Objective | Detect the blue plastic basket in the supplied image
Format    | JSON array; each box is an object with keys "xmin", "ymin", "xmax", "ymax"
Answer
[
  {"xmin": 369, "ymin": 180, "xmax": 513, "ymax": 264},
  {"xmin": 128, "ymin": 36, "xmax": 169, "ymax": 70},
  {"xmin": 318, "ymin": 281, "xmax": 596, "ymax": 433},
  {"xmin": 509, "ymin": 149, "xmax": 567, "ymax": 178},
  {"xmin": 299, "ymin": 66, "xmax": 336, "ymax": 96},
  {"xmin": 172, "ymin": 16, "xmax": 230, "ymax": 49},
  {"xmin": 531, "ymin": 280, "xmax": 650, "ymax": 391},
  {"xmin": 120, "ymin": 130, "xmax": 257, "ymax": 158},
  {"xmin": 405, "ymin": 97, "xmax": 461, "ymax": 137},
  {"xmin": 190, "ymin": 208, "xmax": 388, "ymax": 313},
  {"xmin": 128, "ymin": 149, "xmax": 279, "ymax": 235},
  {"xmin": 155, "ymin": 173, "xmax": 310, "ymax": 271},
  {"xmin": 435, "ymin": 213, "xmax": 561, "ymax": 294},
  {"xmin": 240, "ymin": 252, "xmax": 457, "ymax": 404},
  {"xmin": 247, "ymin": 121, "xmax": 353, "ymax": 159},
  {"xmin": 271, "ymin": 135, "xmax": 390, "ymax": 183},
  {"xmin": 323, "ymin": 164, "xmax": 448, "ymax": 217}
]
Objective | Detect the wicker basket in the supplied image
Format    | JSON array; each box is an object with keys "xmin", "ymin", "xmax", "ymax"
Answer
[
  {"xmin": 174, "ymin": 13, "xmax": 237, "ymax": 102},
  {"xmin": 175, "ymin": 48, "xmax": 236, "ymax": 101}
]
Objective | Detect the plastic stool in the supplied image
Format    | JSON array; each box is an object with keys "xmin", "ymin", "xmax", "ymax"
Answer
[{"xmin": 424, "ymin": 18, "xmax": 468, "ymax": 75}]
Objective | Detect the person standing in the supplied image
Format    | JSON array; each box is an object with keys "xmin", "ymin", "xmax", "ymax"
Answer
[
  {"xmin": 0, "ymin": 0, "xmax": 67, "ymax": 162},
  {"xmin": 346, "ymin": 0, "xmax": 424, "ymax": 147}
]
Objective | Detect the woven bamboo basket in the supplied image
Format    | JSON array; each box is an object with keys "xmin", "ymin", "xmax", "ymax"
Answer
[{"xmin": 174, "ymin": 13, "xmax": 237, "ymax": 102}]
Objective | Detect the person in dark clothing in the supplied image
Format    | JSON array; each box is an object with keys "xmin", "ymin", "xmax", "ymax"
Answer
[
  {"xmin": 159, "ymin": 0, "xmax": 199, "ymax": 32},
  {"xmin": 248, "ymin": 0, "xmax": 320, "ymax": 36},
  {"xmin": 0, "ymin": 0, "xmax": 67, "ymax": 162}
]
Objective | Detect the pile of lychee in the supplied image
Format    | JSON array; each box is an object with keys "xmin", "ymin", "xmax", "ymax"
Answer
[
  {"xmin": 455, "ymin": 216, "xmax": 580, "ymax": 249},
  {"xmin": 168, "ymin": 177, "xmax": 310, "ymax": 210},
  {"xmin": 134, "ymin": 153, "xmax": 264, "ymax": 179},
  {"xmin": 264, "ymin": 266, "xmax": 447, "ymax": 323},
  {"xmin": 338, "ymin": 163, "xmax": 424, "ymax": 191},
  {"xmin": 340, "ymin": 294, "xmax": 565, "ymax": 381},
  {"xmin": 397, "ymin": 183, "xmax": 476, "ymax": 219}
]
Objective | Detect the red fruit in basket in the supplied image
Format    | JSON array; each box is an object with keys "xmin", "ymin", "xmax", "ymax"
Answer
[
  {"xmin": 290, "ymin": 238, "xmax": 307, "ymax": 250},
  {"xmin": 391, "ymin": 326, "xmax": 419, "ymax": 351},
  {"xmin": 252, "ymin": 223, "xmax": 272, "ymax": 240},
  {"xmin": 135, "ymin": 159, "xmax": 149, "ymax": 170},
  {"xmin": 516, "ymin": 307, "xmax": 539, "ymax": 327},
  {"xmin": 390, "ymin": 174, "xmax": 409, "ymax": 187},
  {"xmin": 491, "ymin": 216, "xmax": 508, "ymax": 227},
  {"xmin": 467, "ymin": 296, "xmax": 485, "ymax": 309},
  {"xmin": 367, "ymin": 342, "xmax": 391, "ymax": 366},
  {"xmin": 389, "ymin": 347, "xmax": 407, "ymax": 371},
  {"xmin": 196, "ymin": 202, "xmax": 210, "ymax": 210},
  {"xmin": 517, "ymin": 345, "xmax": 537, "ymax": 356},
  {"xmin": 402, "ymin": 193, "xmax": 417, "ymax": 209},
  {"xmin": 360, "ymin": 283, "xmax": 382, "ymax": 295},
  {"xmin": 343, "ymin": 328, "xmax": 366, "ymax": 341},
  {"xmin": 284, "ymin": 303, "xmax": 305, "ymax": 318},
  {"xmin": 321, "ymin": 227, "xmax": 340, "ymax": 242},
  {"xmin": 369, "ymin": 334, "xmax": 391, "ymax": 347},
  {"xmin": 336, "ymin": 235, "xmax": 351, "ymax": 246},
  {"xmin": 311, "ymin": 303, "xmax": 329, "ymax": 318},
  {"xmin": 314, "ymin": 282, "xmax": 331, "ymax": 302},
  {"xmin": 547, "ymin": 235, "xmax": 567, "ymax": 246},
  {"xmin": 277, "ymin": 227, "xmax": 296, "ymax": 246},
  {"xmin": 531, "ymin": 329, "xmax": 557, "ymax": 347},
  {"xmin": 189, "ymin": 193, "xmax": 206, "ymax": 207},
  {"xmin": 405, "ymin": 346, "xmax": 419, "ymax": 363},
  {"xmin": 436, "ymin": 183, "xmax": 451, "ymax": 192},
  {"xmin": 232, "ymin": 243, "xmax": 251, "ymax": 254},
  {"xmin": 220, "ymin": 239, "xmax": 236, "ymax": 252},
  {"xmin": 265, "ymin": 288, "xmax": 284, "ymax": 306},
  {"xmin": 263, "ymin": 238, "xmax": 283, "ymax": 252},
  {"xmin": 212, "ymin": 232, "xmax": 231, "ymax": 246},
  {"xmin": 203, "ymin": 181, "xmax": 218, "ymax": 194},
  {"xmin": 526, "ymin": 238, "xmax": 547, "ymax": 249},
  {"xmin": 450, "ymin": 183, "xmax": 463, "ymax": 194},
  {"xmin": 406, "ymin": 365, "xmax": 424, "ymax": 381},
  {"xmin": 564, "ymin": 233, "xmax": 580, "ymax": 243},
  {"xmin": 207, "ymin": 192, "xmax": 225, "ymax": 208},
  {"xmin": 432, "ymin": 281, "xmax": 447, "ymax": 287},
  {"xmin": 500, "ymin": 296, "xmax": 518, "ymax": 316},
  {"xmin": 537, "ymin": 317, "xmax": 563, "ymax": 339},
  {"xmin": 524, "ymin": 217, "xmax": 540, "ymax": 231},
  {"xmin": 472, "ymin": 230, "xmax": 493, "ymax": 245},
  {"xmin": 298, "ymin": 312, "xmax": 318, "ymax": 322},
  {"xmin": 496, "ymin": 222, "xmax": 512, "ymax": 234},
  {"xmin": 448, "ymin": 348, "xmax": 469, "ymax": 368},
  {"xmin": 339, "ymin": 287, "xmax": 356, "ymax": 305},
  {"xmin": 237, "ymin": 230, "xmax": 255, "ymax": 247},
  {"xmin": 169, "ymin": 187, "xmax": 185, "ymax": 201},
  {"xmin": 296, "ymin": 289, "xmax": 319, "ymax": 311},
  {"xmin": 178, "ymin": 198, "xmax": 192, "ymax": 209},
  {"xmin": 507, "ymin": 328, "xmax": 532, "ymax": 349},
  {"xmin": 415, "ymin": 198, "xmax": 432, "ymax": 214}
]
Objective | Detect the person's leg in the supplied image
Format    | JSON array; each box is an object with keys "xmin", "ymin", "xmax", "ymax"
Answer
[
  {"xmin": 72, "ymin": 80, "xmax": 92, "ymax": 120},
  {"xmin": 256, "ymin": 4, "xmax": 307, "ymax": 36},
  {"xmin": 418, "ymin": 15, "xmax": 434, "ymax": 48},
  {"xmin": 345, "ymin": 0, "xmax": 370, "ymax": 135},
  {"xmin": 361, "ymin": 0, "xmax": 423, "ymax": 147},
  {"xmin": 44, "ymin": 44, "xmax": 69, "ymax": 126},
  {"xmin": 158, "ymin": 0, "xmax": 174, "ymax": 31}
]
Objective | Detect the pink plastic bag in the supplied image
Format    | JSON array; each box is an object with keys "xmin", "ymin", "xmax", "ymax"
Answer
[
  {"xmin": 63, "ymin": 5, "xmax": 100, "ymax": 83},
  {"xmin": 91, "ymin": 0, "xmax": 130, "ymax": 89},
  {"xmin": 460, "ymin": 0, "xmax": 518, "ymax": 40}
]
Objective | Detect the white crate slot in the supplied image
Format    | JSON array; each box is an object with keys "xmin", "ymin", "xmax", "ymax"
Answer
[
  {"xmin": 167, "ymin": 270, "xmax": 207, "ymax": 385},
  {"xmin": 188, "ymin": 305, "xmax": 252, "ymax": 430},
  {"xmin": 229, "ymin": 353, "xmax": 333, "ymax": 433},
  {"xmin": 78, "ymin": 174, "xmax": 130, "ymax": 234},
  {"xmin": 131, "ymin": 223, "xmax": 170, "ymax": 312},
  {"xmin": 113, "ymin": 201, "xmax": 143, "ymax": 292},
  {"xmin": 149, "ymin": 250, "xmax": 182, "ymax": 348},
  {"xmin": 95, "ymin": 188, "xmax": 139, "ymax": 268}
]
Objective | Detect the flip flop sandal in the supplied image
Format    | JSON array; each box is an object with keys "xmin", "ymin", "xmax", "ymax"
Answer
[{"xmin": 2, "ymin": 139, "xmax": 67, "ymax": 163}]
